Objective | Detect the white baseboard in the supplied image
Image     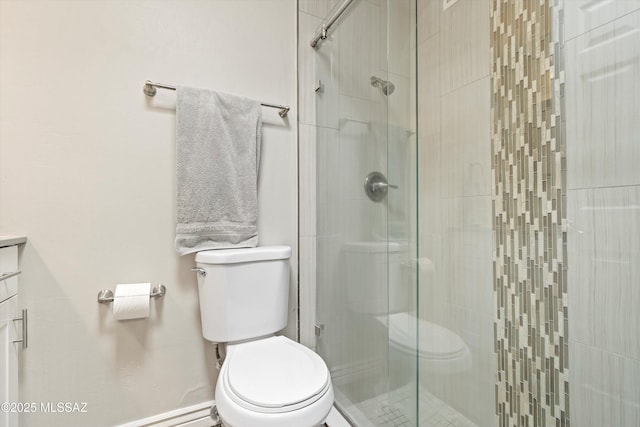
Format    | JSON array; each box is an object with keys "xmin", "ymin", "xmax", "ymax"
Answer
[{"xmin": 114, "ymin": 401, "xmax": 215, "ymax": 427}]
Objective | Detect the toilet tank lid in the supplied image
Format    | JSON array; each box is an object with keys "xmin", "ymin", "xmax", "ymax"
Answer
[{"xmin": 195, "ymin": 246, "xmax": 291, "ymax": 264}]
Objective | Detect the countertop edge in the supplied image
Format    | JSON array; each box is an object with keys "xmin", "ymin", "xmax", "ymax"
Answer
[{"xmin": 0, "ymin": 236, "xmax": 27, "ymax": 248}]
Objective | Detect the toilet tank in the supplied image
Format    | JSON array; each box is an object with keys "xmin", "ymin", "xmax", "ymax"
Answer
[
  {"xmin": 343, "ymin": 241, "xmax": 408, "ymax": 315},
  {"xmin": 194, "ymin": 246, "xmax": 291, "ymax": 343}
]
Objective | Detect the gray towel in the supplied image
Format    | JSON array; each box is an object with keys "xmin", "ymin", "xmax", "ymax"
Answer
[{"xmin": 175, "ymin": 86, "xmax": 262, "ymax": 255}]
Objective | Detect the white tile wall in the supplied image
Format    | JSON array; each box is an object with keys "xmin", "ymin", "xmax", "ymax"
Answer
[
  {"xmin": 568, "ymin": 186, "xmax": 640, "ymax": 360},
  {"xmin": 566, "ymin": 3, "xmax": 640, "ymax": 425},
  {"xmin": 418, "ymin": 34, "xmax": 441, "ymax": 135},
  {"xmin": 299, "ymin": 124, "xmax": 318, "ymax": 239},
  {"xmin": 439, "ymin": 0, "xmax": 490, "ymax": 95},
  {"xmin": 417, "ymin": 0, "xmax": 440, "ymax": 43},
  {"xmin": 440, "ymin": 77, "xmax": 491, "ymax": 198},
  {"xmin": 299, "ymin": 12, "xmax": 324, "ymax": 127},
  {"xmin": 417, "ymin": 0, "xmax": 495, "ymax": 425},
  {"xmin": 299, "ymin": 234, "xmax": 317, "ymax": 348},
  {"xmin": 299, "ymin": 0, "xmax": 341, "ymax": 19},
  {"xmin": 299, "ymin": 123, "xmax": 318, "ymax": 348},
  {"xmin": 571, "ymin": 342, "xmax": 640, "ymax": 427},
  {"xmin": 564, "ymin": 0, "xmax": 640, "ymax": 41},
  {"xmin": 337, "ymin": 1, "xmax": 381, "ymax": 100},
  {"xmin": 565, "ymin": 10, "xmax": 640, "ymax": 189}
]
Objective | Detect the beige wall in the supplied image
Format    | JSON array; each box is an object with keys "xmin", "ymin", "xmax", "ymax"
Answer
[{"xmin": 0, "ymin": 1, "xmax": 297, "ymax": 426}]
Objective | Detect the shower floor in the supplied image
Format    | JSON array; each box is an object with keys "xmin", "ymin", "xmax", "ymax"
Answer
[{"xmin": 337, "ymin": 383, "xmax": 478, "ymax": 427}]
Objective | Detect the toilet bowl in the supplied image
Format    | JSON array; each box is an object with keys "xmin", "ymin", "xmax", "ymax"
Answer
[
  {"xmin": 215, "ymin": 336, "xmax": 334, "ymax": 427},
  {"xmin": 194, "ymin": 246, "xmax": 334, "ymax": 427}
]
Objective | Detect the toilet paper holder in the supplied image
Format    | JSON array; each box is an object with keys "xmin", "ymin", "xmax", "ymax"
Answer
[{"xmin": 97, "ymin": 284, "xmax": 166, "ymax": 304}]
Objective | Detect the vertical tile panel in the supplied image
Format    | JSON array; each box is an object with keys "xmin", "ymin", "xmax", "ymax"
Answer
[{"xmin": 491, "ymin": 0, "xmax": 568, "ymax": 425}]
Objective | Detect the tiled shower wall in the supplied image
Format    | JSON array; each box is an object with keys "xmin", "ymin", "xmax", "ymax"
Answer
[
  {"xmin": 491, "ymin": 0, "xmax": 568, "ymax": 425},
  {"xmin": 417, "ymin": 0, "xmax": 495, "ymax": 425},
  {"xmin": 564, "ymin": 1, "xmax": 640, "ymax": 426}
]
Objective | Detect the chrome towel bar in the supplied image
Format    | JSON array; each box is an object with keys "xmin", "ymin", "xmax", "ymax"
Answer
[
  {"xmin": 143, "ymin": 81, "xmax": 290, "ymax": 118},
  {"xmin": 97, "ymin": 284, "xmax": 166, "ymax": 304}
]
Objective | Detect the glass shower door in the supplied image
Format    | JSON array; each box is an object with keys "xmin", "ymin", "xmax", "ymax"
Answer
[{"xmin": 314, "ymin": 1, "xmax": 418, "ymax": 425}]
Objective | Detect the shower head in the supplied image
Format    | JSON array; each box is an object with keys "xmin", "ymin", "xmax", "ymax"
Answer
[{"xmin": 370, "ymin": 76, "xmax": 395, "ymax": 96}]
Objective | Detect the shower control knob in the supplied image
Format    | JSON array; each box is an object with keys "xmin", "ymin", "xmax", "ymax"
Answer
[{"xmin": 364, "ymin": 171, "xmax": 396, "ymax": 202}]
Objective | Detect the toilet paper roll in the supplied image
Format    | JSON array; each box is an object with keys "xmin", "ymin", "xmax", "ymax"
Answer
[{"xmin": 113, "ymin": 283, "xmax": 151, "ymax": 320}]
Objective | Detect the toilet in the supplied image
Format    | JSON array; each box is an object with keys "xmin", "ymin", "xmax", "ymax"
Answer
[{"xmin": 194, "ymin": 246, "xmax": 334, "ymax": 427}]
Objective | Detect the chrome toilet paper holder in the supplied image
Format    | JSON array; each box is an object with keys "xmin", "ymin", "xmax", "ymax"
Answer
[{"xmin": 97, "ymin": 284, "xmax": 166, "ymax": 304}]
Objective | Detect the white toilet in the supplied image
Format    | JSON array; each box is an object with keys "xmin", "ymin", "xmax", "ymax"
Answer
[{"xmin": 194, "ymin": 246, "xmax": 334, "ymax": 427}]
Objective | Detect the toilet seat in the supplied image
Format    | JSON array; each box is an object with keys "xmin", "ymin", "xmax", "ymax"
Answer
[{"xmin": 221, "ymin": 336, "xmax": 331, "ymax": 413}]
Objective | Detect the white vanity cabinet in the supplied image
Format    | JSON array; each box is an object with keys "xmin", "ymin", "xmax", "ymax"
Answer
[{"xmin": 0, "ymin": 238, "xmax": 25, "ymax": 427}]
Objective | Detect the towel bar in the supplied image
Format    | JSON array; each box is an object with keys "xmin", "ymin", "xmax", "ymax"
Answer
[
  {"xmin": 143, "ymin": 80, "xmax": 290, "ymax": 118},
  {"xmin": 97, "ymin": 284, "xmax": 166, "ymax": 304}
]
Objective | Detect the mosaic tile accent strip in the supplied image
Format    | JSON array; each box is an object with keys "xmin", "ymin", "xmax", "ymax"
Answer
[{"xmin": 490, "ymin": 1, "xmax": 568, "ymax": 426}]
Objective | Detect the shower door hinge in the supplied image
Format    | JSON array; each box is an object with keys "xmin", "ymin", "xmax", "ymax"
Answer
[
  {"xmin": 315, "ymin": 80, "xmax": 324, "ymax": 93},
  {"xmin": 315, "ymin": 324, "xmax": 325, "ymax": 337}
]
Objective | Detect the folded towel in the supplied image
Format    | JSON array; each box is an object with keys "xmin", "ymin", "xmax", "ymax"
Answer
[{"xmin": 175, "ymin": 86, "xmax": 262, "ymax": 255}]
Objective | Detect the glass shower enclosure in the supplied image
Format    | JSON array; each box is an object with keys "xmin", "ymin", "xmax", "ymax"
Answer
[
  {"xmin": 309, "ymin": 0, "xmax": 640, "ymax": 426},
  {"xmin": 313, "ymin": 0, "xmax": 419, "ymax": 425}
]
